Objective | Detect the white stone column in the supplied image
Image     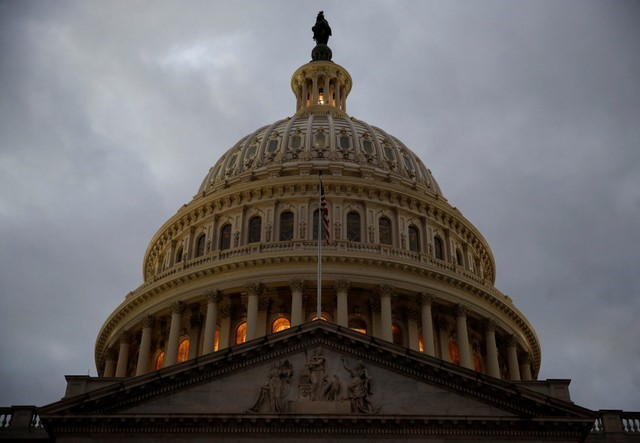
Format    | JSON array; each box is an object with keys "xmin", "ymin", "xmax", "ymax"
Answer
[
  {"xmin": 370, "ymin": 299, "xmax": 382, "ymax": 338},
  {"xmin": 135, "ymin": 316, "xmax": 155, "ymax": 376},
  {"xmin": 202, "ymin": 291, "xmax": 221, "ymax": 355},
  {"xmin": 290, "ymin": 279, "xmax": 305, "ymax": 326},
  {"xmin": 520, "ymin": 355, "xmax": 533, "ymax": 381},
  {"xmin": 484, "ymin": 319, "xmax": 501, "ymax": 378},
  {"xmin": 379, "ymin": 285, "xmax": 394, "ymax": 342},
  {"xmin": 438, "ymin": 319, "xmax": 450, "ymax": 361},
  {"xmin": 507, "ymin": 335, "xmax": 521, "ymax": 381},
  {"xmin": 335, "ymin": 280, "xmax": 350, "ymax": 327},
  {"xmin": 217, "ymin": 300, "xmax": 231, "ymax": 350},
  {"xmin": 103, "ymin": 347, "xmax": 117, "ymax": 377},
  {"xmin": 419, "ymin": 293, "xmax": 436, "ymax": 356},
  {"xmin": 163, "ymin": 301, "xmax": 185, "ymax": 368},
  {"xmin": 455, "ymin": 305, "xmax": 473, "ymax": 370},
  {"xmin": 335, "ymin": 79, "xmax": 341, "ymax": 109},
  {"xmin": 188, "ymin": 310, "xmax": 203, "ymax": 359},
  {"xmin": 115, "ymin": 331, "xmax": 132, "ymax": 377},
  {"xmin": 257, "ymin": 298, "xmax": 270, "ymax": 337},
  {"xmin": 245, "ymin": 283, "xmax": 261, "ymax": 341}
]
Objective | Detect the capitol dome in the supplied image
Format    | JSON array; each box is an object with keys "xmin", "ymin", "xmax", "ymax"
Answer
[{"xmin": 95, "ymin": 30, "xmax": 540, "ymax": 384}]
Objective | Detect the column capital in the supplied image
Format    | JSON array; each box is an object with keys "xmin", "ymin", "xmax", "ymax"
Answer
[
  {"xmin": 120, "ymin": 330, "xmax": 132, "ymax": 344},
  {"xmin": 419, "ymin": 292, "xmax": 434, "ymax": 305},
  {"xmin": 483, "ymin": 318, "xmax": 497, "ymax": 332},
  {"xmin": 335, "ymin": 280, "xmax": 351, "ymax": 293},
  {"xmin": 455, "ymin": 304, "xmax": 468, "ymax": 318},
  {"xmin": 289, "ymin": 279, "xmax": 306, "ymax": 292},
  {"xmin": 105, "ymin": 347, "xmax": 118, "ymax": 361},
  {"xmin": 206, "ymin": 290, "xmax": 222, "ymax": 304},
  {"xmin": 171, "ymin": 301, "xmax": 186, "ymax": 316},
  {"xmin": 245, "ymin": 282, "xmax": 262, "ymax": 297},
  {"xmin": 378, "ymin": 284, "xmax": 394, "ymax": 298},
  {"xmin": 141, "ymin": 315, "xmax": 155, "ymax": 329}
]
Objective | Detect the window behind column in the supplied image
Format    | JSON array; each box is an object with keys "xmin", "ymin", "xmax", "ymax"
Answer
[
  {"xmin": 235, "ymin": 321, "xmax": 247, "ymax": 344},
  {"xmin": 154, "ymin": 351, "xmax": 165, "ymax": 370},
  {"xmin": 392, "ymin": 322, "xmax": 403, "ymax": 345},
  {"xmin": 271, "ymin": 317, "xmax": 291, "ymax": 333},
  {"xmin": 348, "ymin": 317, "xmax": 367, "ymax": 334},
  {"xmin": 177, "ymin": 339, "xmax": 189, "ymax": 363}
]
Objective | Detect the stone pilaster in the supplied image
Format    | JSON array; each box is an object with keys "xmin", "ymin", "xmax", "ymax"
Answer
[
  {"xmin": 217, "ymin": 300, "xmax": 232, "ymax": 351},
  {"xmin": 188, "ymin": 309, "xmax": 203, "ymax": 359},
  {"xmin": 378, "ymin": 285, "xmax": 394, "ymax": 342},
  {"xmin": 406, "ymin": 308, "xmax": 420, "ymax": 351},
  {"xmin": 289, "ymin": 279, "xmax": 305, "ymax": 326},
  {"xmin": 419, "ymin": 293, "xmax": 436, "ymax": 356},
  {"xmin": 484, "ymin": 319, "xmax": 501, "ymax": 378},
  {"xmin": 163, "ymin": 301, "xmax": 185, "ymax": 368},
  {"xmin": 455, "ymin": 305, "xmax": 473, "ymax": 370},
  {"xmin": 335, "ymin": 280, "xmax": 350, "ymax": 327},
  {"xmin": 257, "ymin": 297, "xmax": 270, "ymax": 337},
  {"xmin": 507, "ymin": 335, "xmax": 521, "ymax": 381},
  {"xmin": 135, "ymin": 316, "xmax": 155, "ymax": 376},
  {"xmin": 245, "ymin": 283, "xmax": 261, "ymax": 341},
  {"xmin": 115, "ymin": 331, "xmax": 132, "ymax": 377},
  {"xmin": 202, "ymin": 291, "xmax": 221, "ymax": 355}
]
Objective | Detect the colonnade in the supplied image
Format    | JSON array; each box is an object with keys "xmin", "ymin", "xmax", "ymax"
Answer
[{"xmin": 102, "ymin": 281, "xmax": 533, "ymax": 382}]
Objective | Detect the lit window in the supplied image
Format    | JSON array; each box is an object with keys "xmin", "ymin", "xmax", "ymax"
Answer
[
  {"xmin": 392, "ymin": 323, "xmax": 403, "ymax": 346},
  {"xmin": 271, "ymin": 317, "xmax": 291, "ymax": 333},
  {"xmin": 248, "ymin": 216, "xmax": 261, "ymax": 243},
  {"xmin": 349, "ymin": 317, "xmax": 367, "ymax": 334},
  {"xmin": 220, "ymin": 224, "xmax": 232, "ymax": 250},
  {"xmin": 318, "ymin": 88, "xmax": 325, "ymax": 104},
  {"xmin": 347, "ymin": 211, "xmax": 361, "ymax": 242},
  {"xmin": 379, "ymin": 217, "xmax": 392, "ymax": 245},
  {"xmin": 279, "ymin": 211, "xmax": 294, "ymax": 241},
  {"xmin": 154, "ymin": 351, "xmax": 165, "ymax": 370},
  {"xmin": 235, "ymin": 321, "xmax": 247, "ymax": 344},
  {"xmin": 310, "ymin": 313, "xmax": 330, "ymax": 322},
  {"xmin": 408, "ymin": 226, "xmax": 420, "ymax": 252},
  {"xmin": 177, "ymin": 339, "xmax": 189, "ymax": 363},
  {"xmin": 195, "ymin": 234, "xmax": 206, "ymax": 257},
  {"xmin": 214, "ymin": 328, "xmax": 220, "ymax": 352},
  {"xmin": 418, "ymin": 331, "xmax": 424, "ymax": 352}
]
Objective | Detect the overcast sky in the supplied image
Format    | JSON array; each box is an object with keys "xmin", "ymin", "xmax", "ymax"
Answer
[{"xmin": 1, "ymin": 1, "xmax": 639, "ymax": 412}]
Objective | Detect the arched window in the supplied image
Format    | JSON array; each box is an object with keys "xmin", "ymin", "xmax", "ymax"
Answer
[
  {"xmin": 379, "ymin": 217, "xmax": 392, "ymax": 245},
  {"xmin": 347, "ymin": 211, "xmax": 361, "ymax": 242},
  {"xmin": 220, "ymin": 224, "xmax": 232, "ymax": 250},
  {"xmin": 279, "ymin": 211, "xmax": 294, "ymax": 241},
  {"xmin": 310, "ymin": 313, "xmax": 330, "ymax": 322},
  {"xmin": 408, "ymin": 225, "xmax": 420, "ymax": 252},
  {"xmin": 214, "ymin": 328, "xmax": 220, "ymax": 352},
  {"xmin": 392, "ymin": 322, "xmax": 403, "ymax": 346},
  {"xmin": 312, "ymin": 209, "xmax": 329, "ymax": 241},
  {"xmin": 177, "ymin": 339, "xmax": 189, "ymax": 363},
  {"xmin": 349, "ymin": 317, "xmax": 367, "ymax": 334},
  {"xmin": 434, "ymin": 236, "xmax": 444, "ymax": 260},
  {"xmin": 455, "ymin": 248, "xmax": 463, "ymax": 266},
  {"xmin": 154, "ymin": 351, "xmax": 165, "ymax": 370},
  {"xmin": 248, "ymin": 216, "xmax": 262, "ymax": 243},
  {"xmin": 271, "ymin": 317, "xmax": 291, "ymax": 333},
  {"xmin": 418, "ymin": 330, "xmax": 424, "ymax": 352},
  {"xmin": 235, "ymin": 321, "xmax": 247, "ymax": 344},
  {"xmin": 195, "ymin": 234, "xmax": 206, "ymax": 257},
  {"xmin": 175, "ymin": 246, "xmax": 183, "ymax": 263}
]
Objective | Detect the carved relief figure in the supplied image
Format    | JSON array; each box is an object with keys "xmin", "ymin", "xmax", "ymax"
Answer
[
  {"xmin": 306, "ymin": 347, "xmax": 327, "ymax": 400},
  {"xmin": 342, "ymin": 357, "xmax": 376, "ymax": 414},
  {"xmin": 247, "ymin": 360, "xmax": 294, "ymax": 413}
]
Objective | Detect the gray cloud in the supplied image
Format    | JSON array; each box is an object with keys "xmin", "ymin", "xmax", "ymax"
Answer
[{"xmin": 1, "ymin": 1, "xmax": 638, "ymax": 411}]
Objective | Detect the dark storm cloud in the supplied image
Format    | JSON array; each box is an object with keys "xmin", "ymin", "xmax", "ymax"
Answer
[{"xmin": 1, "ymin": 1, "xmax": 638, "ymax": 411}]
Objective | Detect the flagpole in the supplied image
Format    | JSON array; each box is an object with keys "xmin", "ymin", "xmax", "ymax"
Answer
[{"xmin": 317, "ymin": 173, "xmax": 322, "ymax": 320}]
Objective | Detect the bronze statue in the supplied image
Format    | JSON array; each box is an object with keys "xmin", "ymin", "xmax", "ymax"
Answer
[{"xmin": 312, "ymin": 11, "xmax": 331, "ymax": 45}]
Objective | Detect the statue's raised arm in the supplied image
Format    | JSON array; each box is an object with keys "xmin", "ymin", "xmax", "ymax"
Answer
[{"xmin": 312, "ymin": 11, "xmax": 332, "ymax": 45}]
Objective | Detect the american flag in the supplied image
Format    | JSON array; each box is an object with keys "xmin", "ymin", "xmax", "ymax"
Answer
[{"xmin": 320, "ymin": 174, "xmax": 331, "ymax": 243}]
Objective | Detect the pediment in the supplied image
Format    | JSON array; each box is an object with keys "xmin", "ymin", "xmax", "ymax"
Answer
[{"xmin": 40, "ymin": 323, "xmax": 594, "ymax": 439}]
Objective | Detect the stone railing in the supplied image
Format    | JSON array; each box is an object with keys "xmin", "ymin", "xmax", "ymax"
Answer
[
  {"xmin": 0, "ymin": 405, "xmax": 48, "ymax": 440},
  {"xmin": 589, "ymin": 410, "xmax": 640, "ymax": 441}
]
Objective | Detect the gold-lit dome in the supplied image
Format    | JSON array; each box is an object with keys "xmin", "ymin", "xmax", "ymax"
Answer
[{"xmin": 95, "ymin": 22, "xmax": 540, "ymax": 385}]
